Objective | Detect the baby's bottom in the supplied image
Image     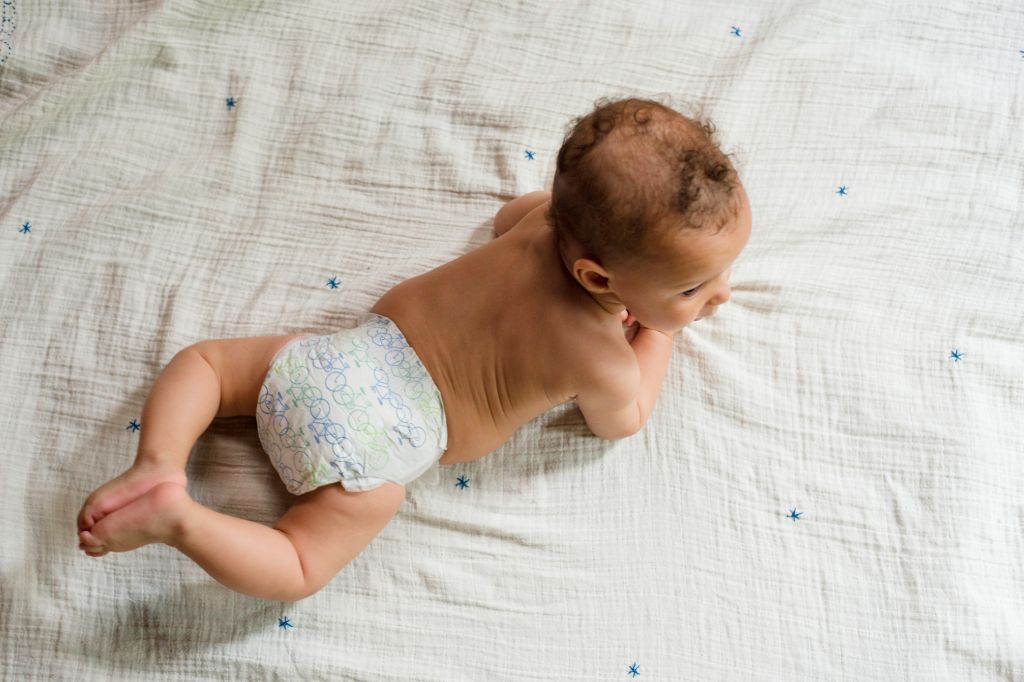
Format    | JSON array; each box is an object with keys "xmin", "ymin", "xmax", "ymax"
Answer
[{"xmin": 76, "ymin": 337, "xmax": 405, "ymax": 601}]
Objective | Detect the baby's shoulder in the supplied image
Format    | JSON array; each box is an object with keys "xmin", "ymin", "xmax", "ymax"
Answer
[{"xmin": 555, "ymin": 318, "xmax": 636, "ymax": 387}]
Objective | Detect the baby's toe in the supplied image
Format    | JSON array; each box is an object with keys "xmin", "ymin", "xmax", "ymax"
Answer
[
  {"xmin": 78, "ymin": 500, "xmax": 104, "ymax": 531},
  {"xmin": 79, "ymin": 530, "xmax": 104, "ymax": 550}
]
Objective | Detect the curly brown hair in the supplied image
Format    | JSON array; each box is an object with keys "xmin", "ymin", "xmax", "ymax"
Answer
[{"xmin": 549, "ymin": 97, "xmax": 741, "ymax": 266}]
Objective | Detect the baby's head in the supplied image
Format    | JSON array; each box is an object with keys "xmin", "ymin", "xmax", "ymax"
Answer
[{"xmin": 549, "ymin": 97, "xmax": 751, "ymax": 333}]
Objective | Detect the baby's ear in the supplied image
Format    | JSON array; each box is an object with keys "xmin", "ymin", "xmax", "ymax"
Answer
[{"xmin": 573, "ymin": 259, "xmax": 611, "ymax": 293}]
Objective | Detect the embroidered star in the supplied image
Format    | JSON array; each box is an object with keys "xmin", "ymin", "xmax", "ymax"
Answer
[
  {"xmin": 126, "ymin": 419, "xmax": 141, "ymax": 432},
  {"xmin": 949, "ymin": 348, "xmax": 963, "ymax": 362},
  {"xmin": 524, "ymin": 149, "xmax": 535, "ymax": 160},
  {"xmin": 455, "ymin": 475, "xmax": 470, "ymax": 489},
  {"xmin": 20, "ymin": 222, "xmax": 31, "ymax": 234},
  {"xmin": 731, "ymin": 26, "xmax": 742, "ymax": 37},
  {"xmin": 226, "ymin": 97, "xmax": 237, "ymax": 110},
  {"xmin": 326, "ymin": 276, "xmax": 340, "ymax": 289},
  {"xmin": 278, "ymin": 616, "xmax": 294, "ymax": 629},
  {"xmin": 628, "ymin": 662, "xmax": 641, "ymax": 677},
  {"xmin": 836, "ymin": 185, "xmax": 848, "ymax": 196},
  {"xmin": 787, "ymin": 508, "xmax": 803, "ymax": 521}
]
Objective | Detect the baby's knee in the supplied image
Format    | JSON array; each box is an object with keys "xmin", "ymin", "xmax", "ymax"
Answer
[{"xmin": 278, "ymin": 541, "xmax": 342, "ymax": 601}]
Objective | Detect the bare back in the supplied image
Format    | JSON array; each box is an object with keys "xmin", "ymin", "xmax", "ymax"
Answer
[{"xmin": 370, "ymin": 204, "xmax": 631, "ymax": 464}]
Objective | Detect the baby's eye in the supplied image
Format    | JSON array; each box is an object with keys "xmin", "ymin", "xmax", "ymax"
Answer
[{"xmin": 680, "ymin": 284, "xmax": 703, "ymax": 297}]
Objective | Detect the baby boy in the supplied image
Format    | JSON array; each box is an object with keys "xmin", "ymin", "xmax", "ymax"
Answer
[{"xmin": 76, "ymin": 97, "xmax": 752, "ymax": 601}]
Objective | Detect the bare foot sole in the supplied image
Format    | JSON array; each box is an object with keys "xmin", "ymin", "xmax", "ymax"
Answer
[
  {"xmin": 79, "ymin": 482, "xmax": 191, "ymax": 557},
  {"xmin": 77, "ymin": 462, "xmax": 188, "ymax": 532}
]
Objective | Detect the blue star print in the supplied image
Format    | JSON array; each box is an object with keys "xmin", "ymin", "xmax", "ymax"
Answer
[
  {"xmin": 731, "ymin": 26, "xmax": 742, "ymax": 37},
  {"xmin": 19, "ymin": 221, "xmax": 30, "ymax": 234},
  {"xmin": 226, "ymin": 97, "xmax": 237, "ymax": 110},
  {"xmin": 628, "ymin": 662, "xmax": 641, "ymax": 677},
  {"xmin": 836, "ymin": 185, "xmax": 848, "ymax": 196},
  {"xmin": 278, "ymin": 616, "xmax": 294, "ymax": 629},
  {"xmin": 127, "ymin": 419, "xmax": 141, "ymax": 432},
  {"xmin": 787, "ymin": 508, "xmax": 803, "ymax": 521},
  {"xmin": 524, "ymin": 149, "xmax": 535, "ymax": 160},
  {"xmin": 455, "ymin": 475, "xmax": 470, "ymax": 489},
  {"xmin": 326, "ymin": 276, "xmax": 340, "ymax": 289},
  {"xmin": 949, "ymin": 348, "xmax": 963, "ymax": 362}
]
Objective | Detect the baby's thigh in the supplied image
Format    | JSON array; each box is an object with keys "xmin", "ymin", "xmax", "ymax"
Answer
[
  {"xmin": 274, "ymin": 482, "xmax": 406, "ymax": 592},
  {"xmin": 192, "ymin": 333, "xmax": 306, "ymax": 418}
]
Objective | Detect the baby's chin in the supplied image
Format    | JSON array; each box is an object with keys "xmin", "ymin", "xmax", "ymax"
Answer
[
  {"xmin": 625, "ymin": 310, "xmax": 702, "ymax": 334},
  {"xmin": 665, "ymin": 315, "xmax": 708, "ymax": 332},
  {"xmin": 635, "ymin": 319, "xmax": 688, "ymax": 335}
]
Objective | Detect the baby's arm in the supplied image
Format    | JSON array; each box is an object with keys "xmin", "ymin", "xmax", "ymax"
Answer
[
  {"xmin": 575, "ymin": 326, "xmax": 675, "ymax": 439},
  {"xmin": 493, "ymin": 191, "xmax": 550, "ymax": 236},
  {"xmin": 628, "ymin": 326, "xmax": 675, "ymax": 425}
]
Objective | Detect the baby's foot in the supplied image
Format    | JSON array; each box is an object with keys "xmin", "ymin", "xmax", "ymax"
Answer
[
  {"xmin": 77, "ymin": 461, "xmax": 187, "ymax": 532},
  {"xmin": 79, "ymin": 482, "xmax": 191, "ymax": 556}
]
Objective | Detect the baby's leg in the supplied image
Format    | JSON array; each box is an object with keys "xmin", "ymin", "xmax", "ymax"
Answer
[
  {"xmin": 77, "ymin": 335, "xmax": 301, "ymax": 534},
  {"xmin": 77, "ymin": 346, "xmax": 216, "ymax": 531},
  {"xmin": 80, "ymin": 481, "xmax": 406, "ymax": 601}
]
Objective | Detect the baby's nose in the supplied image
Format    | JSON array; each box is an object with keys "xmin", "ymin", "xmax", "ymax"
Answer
[
  {"xmin": 708, "ymin": 268, "xmax": 733, "ymax": 306},
  {"xmin": 707, "ymin": 283, "xmax": 731, "ymax": 307}
]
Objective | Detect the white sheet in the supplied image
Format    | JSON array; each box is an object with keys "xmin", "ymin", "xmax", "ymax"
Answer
[{"xmin": 2, "ymin": 1, "xmax": 1022, "ymax": 679}]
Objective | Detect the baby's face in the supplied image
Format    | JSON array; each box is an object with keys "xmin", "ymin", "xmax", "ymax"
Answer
[{"xmin": 612, "ymin": 186, "xmax": 752, "ymax": 334}]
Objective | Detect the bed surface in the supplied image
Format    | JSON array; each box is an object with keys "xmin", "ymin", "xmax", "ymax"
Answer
[{"xmin": 2, "ymin": 1, "xmax": 1022, "ymax": 679}]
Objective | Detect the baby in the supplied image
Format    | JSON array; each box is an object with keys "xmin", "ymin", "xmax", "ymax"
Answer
[{"xmin": 76, "ymin": 97, "xmax": 752, "ymax": 601}]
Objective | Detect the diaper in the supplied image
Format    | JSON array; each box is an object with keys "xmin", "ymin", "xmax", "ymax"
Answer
[{"xmin": 255, "ymin": 313, "xmax": 447, "ymax": 495}]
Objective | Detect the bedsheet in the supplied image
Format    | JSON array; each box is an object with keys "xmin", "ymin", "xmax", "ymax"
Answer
[{"xmin": 2, "ymin": 1, "xmax": 1022, "ymax": 679}]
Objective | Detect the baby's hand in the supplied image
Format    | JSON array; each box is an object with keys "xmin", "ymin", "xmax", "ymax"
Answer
[{"xmin": 621, "ymin": 309, "xmax": 640, "ymax": 343}]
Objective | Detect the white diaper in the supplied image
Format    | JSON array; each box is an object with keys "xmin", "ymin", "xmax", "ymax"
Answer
[{"xmin": 255, "ymin": 313, "xmax": 447, "ymax": 494}]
